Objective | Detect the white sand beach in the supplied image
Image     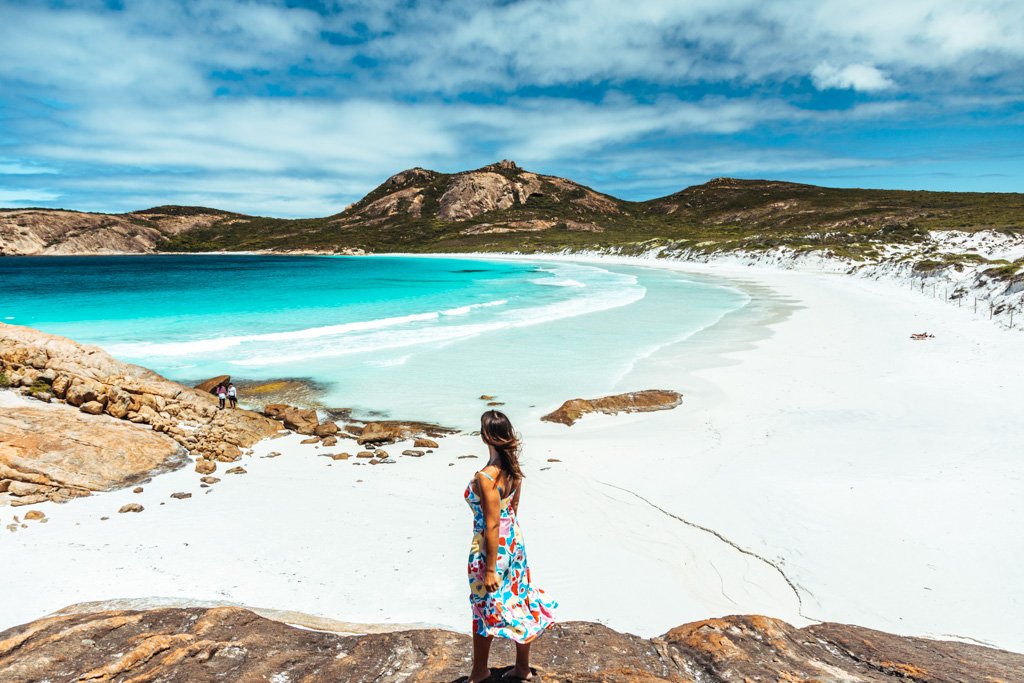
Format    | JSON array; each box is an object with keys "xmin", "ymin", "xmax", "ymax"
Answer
[{"xmin": 3, "ymin": 256, "xmax": 1022, "ymax": 653}]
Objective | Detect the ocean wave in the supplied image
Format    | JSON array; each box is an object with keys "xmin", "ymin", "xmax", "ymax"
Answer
[
  {"xmin": 106, "ymin": 310, "xmax": 442, "ymax": 356},
  {"xmin": 231, "ymin": 276, "xmax": 646, "ymax": 367},
  {"xmin": 530, "ymin": 277, "xmax": 585, "ymax": 287},
  {"xmin": 441, "ymin": 299, "xmax": 508, "ymax": 316},
  {"xmin": 114, "ymin": 262, "xmax": 645, "ymax": 368}
]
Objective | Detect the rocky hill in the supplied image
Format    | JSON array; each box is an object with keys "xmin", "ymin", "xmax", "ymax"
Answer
[
  {"xmin": 4, "ymin": 162, "xmax": 1021, "ymax": 261},
  {"xmin": 0, "ymin": 205, "xmax": 243, "ymax": 256},
  {"xmin": 0, "ymin": 607, "xmax": 1019, "ymax": 682}
]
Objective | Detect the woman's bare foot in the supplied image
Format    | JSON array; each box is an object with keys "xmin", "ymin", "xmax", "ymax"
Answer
[
  {"xmin": 467, "ymin": 667, "xmax": 492, "ymax": 682},
  {"xmin": 501, "ymin": 667, "xmax": 533, "ymax": 680}
]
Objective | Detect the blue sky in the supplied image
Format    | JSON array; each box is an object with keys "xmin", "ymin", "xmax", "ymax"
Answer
[{"xmin": 1, "ymin": 0, "xmax": 1022, "ymax": 217}]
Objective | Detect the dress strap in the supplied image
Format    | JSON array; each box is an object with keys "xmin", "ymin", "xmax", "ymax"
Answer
[{"xmin": 477, "ymin": 469, "xmax": 503, "ymax": 495}]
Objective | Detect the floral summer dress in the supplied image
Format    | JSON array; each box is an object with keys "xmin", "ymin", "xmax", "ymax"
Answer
[{"xmin": 465, "ymin": 470, "xmax": 557, "ymax": 643}]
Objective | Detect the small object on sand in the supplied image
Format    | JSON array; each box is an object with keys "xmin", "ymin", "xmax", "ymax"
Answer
[
  {"xmin": 118, "ymin": 503, "xmax": 144, "ymax": 514},
  {"xmin": 910, "ymin": 332, "xmax": 936, "ymax": 340},
  {"xmin": 300, "ymin": 437, "xmax": 320, "ymax": 445},
  {"xmin": 100, "ymin": 517, "xmax": 109, "ymax": 521},
  {"xmin": 479, "ymin": 395, "xmax": 496, "ymax": 401},
  {"xmin": 195, "ymin": 459, "xmax": 216, "ymax": 474},
  {"xmin": 200, "ymin": 476, "xmax": 220, "ymax": 484},
  {"xmin": 547, "ymin": 458, "xmax": 562, "ymax": 462},
  {"xmin": 170, "ymin": 492, "xmax": 192, "ymax": 500},
  {"xmin": 262, "ymin": 451, "xmax": 282, "ymax": 458},
  {"xmin": 458, "ymin": 455, "xmax": 478, "ymax": 459},
  {"xmin": 226, "ymin": 466, "xmax": 247, "ymax": 475},
  {"xmin": 331, "ymin": 453, "xmax": 352, "ymax": 460},
  {"xmin": 487, "ymin": 401, "xmax": 504, "ymax": 406},
  {"xmin": 132, "ymin": 486, "xmax": 144, "ymax": 493},
  {"xmin": 402, "ymin": 449, "xmax": 425, "ymax": 457},
  {"xmin": 356, "ymin": 451, "xmax": 375, "ymax": 458},
  {"xmin": 24, "ymin": 510, "xmax": 46, "ymax": 521}
]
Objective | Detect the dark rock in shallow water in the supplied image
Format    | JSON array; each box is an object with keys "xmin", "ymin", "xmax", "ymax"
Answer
[{"xmin": 0, "ymin": 608, "xmax": 1019, "ymax": 682}]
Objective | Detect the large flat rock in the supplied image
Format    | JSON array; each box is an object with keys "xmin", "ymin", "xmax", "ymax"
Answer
[
  {"xmin": 0, "ymin": 400, "xmax": 187, "ymax": 505},
  {"xmin": 0, "ymin": 607, "xmax": 1018, "ymax": 682}
]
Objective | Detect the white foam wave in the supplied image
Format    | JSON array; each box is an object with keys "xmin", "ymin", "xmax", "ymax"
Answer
[
  {"xmin": 232, "ymin": 274, "xmax": 645, "ymax": 367},
  {"xmin": 364, "ymin": 354, "xmax": 412, "ymax": 367},
  {"xmin": 441, "ymin": 299, "xmax": 508, "ymax": 316},
  {"xmin": 531, "ymin": 277, "xmax": 585, "ymax": 287},
  {"xmin": 107, "ymin": 310, "xmax": 442, "ymax": 356}
]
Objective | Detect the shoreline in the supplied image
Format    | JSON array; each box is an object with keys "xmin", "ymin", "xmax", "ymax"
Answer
[{"xmin": 3, "ymin": 252, "xmax": 1023, "ymax": 654}]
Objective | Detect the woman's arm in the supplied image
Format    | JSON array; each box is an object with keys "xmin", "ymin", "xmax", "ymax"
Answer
[
  {"xmin": 511, "ymin": 482, "xmax": 522, "ymax": 516},
  {"xmin": 476, "ymin": 472, "xmax": 501, "ymax": 592}
]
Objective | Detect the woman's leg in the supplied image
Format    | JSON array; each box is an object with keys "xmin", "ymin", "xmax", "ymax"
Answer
[
  {"xmin": 469, "ymin": 629, "xmax": 493, "ymax": 682},
  {"xmin": 511, "ymin": 641, "xmax": 532, "ymax": 678}
]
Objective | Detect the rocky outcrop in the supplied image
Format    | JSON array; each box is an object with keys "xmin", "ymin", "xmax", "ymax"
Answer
[
  {"xmin": 437, "ymin": 170, "xmax": 543, "ymax": 221},
  {"xmin": 0, "ymin": 607, "xmax": 1019, "ymax": 683},
  {"xmin": 0, "ymin": 207, "xmax": 238, "ymax": 256},
  {"xmin": 0, "ymin": 324, "xmax": 280, "ymax": 468},
  {"xmin": 542, "ymin": 389, "xmax": 683, "ymax": 426},
  {"xmin": 356, "ymin": 420, "xmax": 458, "ymax": 445},
  {"xmin": 263, "ymin": 403, "xmax": 319, "ymax": 434},
  {"xmin": 0, "ymin": 401, "xmax": 187, "ymax": 506},
  {"xmin": 193, "ymin": 375, "xmax": 229, "ymax": 394}
]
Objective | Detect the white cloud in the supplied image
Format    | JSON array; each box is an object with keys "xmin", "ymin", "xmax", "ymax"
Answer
[
  {"xmin": 0, "ymin": 189, "xmax": 62, "ymax": 204},
  {"xmin": 811, "ymin": 63, "xmax": 895, "ymax": 92}
]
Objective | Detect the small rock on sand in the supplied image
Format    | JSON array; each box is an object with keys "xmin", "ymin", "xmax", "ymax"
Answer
[
  {"xmin": 547, "ymin": 458, "xmax": 562, "ymax": 462},
  {"xmin": 24, "ymin": 510, "xmax": 46, "ymax": 521},
  {"xmin": 200, "ymin": 476, "xmax": 220, "ymax": 484},
  {"xmin": 195, "ymin": 459, "xmax": 216, "ymax": 474},
  {"xmin": 402, "ymin": 450, "xmax": 424, "ymax": 457},
  {"xmin": 300, "ymin": 437, "xmax": 320, "ymax": 445},
  {"xmin": 458, "ymin": 455, "xmax": 478, "ymax": 459},
  {"xmin": 332, "ymin": 453, "xmax": 351, "ymax": 460},
  {"xmin": 479, "ymin": 395, "xmax": 496, "ymax": 401},
  {"xmin": 226, "ymin": 466, "xmax": 247, "ymax": 475},
  {"xmin": 118, "ymin": 503, "xmax": 144, "ymax": 513},
  {"xmin": 321, "ymin": 436, "xmax": 338, "ymax": 447},
  {"xmin": 413, "ymin": 438, "xmax": 439, "ymax": 449},
  {"xmin": 356, "ymin": 451, "xmax": 375, "ymax": 458},
  {"xmin": 132, "ymin": 486, "xmax": 144, "ymax": 493},
  {"xmin": 170, "ymin": 492, "xmax": 192, "ymax": 500},
  {"xmin": 486, "ymin": 402, "xmax": 504, "ymax": 406}
]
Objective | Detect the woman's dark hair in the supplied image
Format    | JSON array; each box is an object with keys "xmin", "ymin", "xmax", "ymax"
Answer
[{"xmin": 480, "ymin": 410, "xmax": 524, "ymax": 480}]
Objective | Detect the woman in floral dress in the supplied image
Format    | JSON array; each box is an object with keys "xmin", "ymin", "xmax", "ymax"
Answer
[{"xmin": 465, "ymin": 410, "xmax": 557, "ymax": 682}]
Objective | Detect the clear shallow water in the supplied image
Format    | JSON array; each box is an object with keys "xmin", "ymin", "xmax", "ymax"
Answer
[{"xmin": 0, "ymin": 255, "xmax": 748, "ymax": 427}]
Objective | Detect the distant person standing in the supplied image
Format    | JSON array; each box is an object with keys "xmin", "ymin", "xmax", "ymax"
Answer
[
  {"xmin": 216, "ymin": 384, "xmax": 227, "ymax": 410},
  {"xmin": 227, "ymin": 383, "xmax": 238, "ymax": 409}
]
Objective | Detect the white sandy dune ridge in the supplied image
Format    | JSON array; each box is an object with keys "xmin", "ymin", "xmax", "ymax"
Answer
[
  {"xmin": 3, "ymin": 255, "xmax": 1023, "ymax": 655},
  {"xmin": 612, "ymin": 229, "xmax": 1024, "ymax": 332}
]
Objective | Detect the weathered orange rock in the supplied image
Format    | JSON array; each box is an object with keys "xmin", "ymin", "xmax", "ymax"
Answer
[
  {"xmin": 0, "ymin": 324, "xmax": 280, "ymax": 472},
  {"xmin": 0, "ymin": 401, "xmax": 186, "ymax": 506},
  {"xmin": 194, "ymin": 375, "xmax": 230, "ymax": 394},
  {"xmin": 0, "ymin": 608, "xmax": 1019, "ymax": 682},
  {"xmin": 541, "ymin": 389, "xmax": 683, "ymax": 426},
  {"xmin": 194, "ymin": 460, "xmax": 216, "ymax": 475},
  {"xmin": 118, "ymin": 503, "xmax": 143, "ymax": 513},
  {"xmin": 357, "ymin": 421, "xmax": 457, "ymax": 445},
  {"xmin": 264, "ymin": 404, "xmax": 319, "ymax": 434}
]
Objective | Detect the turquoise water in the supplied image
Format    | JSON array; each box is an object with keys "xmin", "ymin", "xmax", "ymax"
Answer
[{"xmin": 0, "ymin": 255, "xmax": 748, "ymax": 427}]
